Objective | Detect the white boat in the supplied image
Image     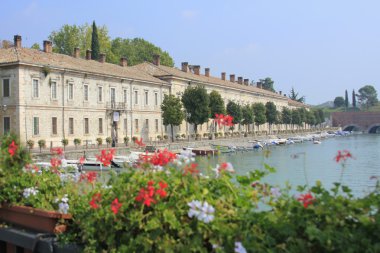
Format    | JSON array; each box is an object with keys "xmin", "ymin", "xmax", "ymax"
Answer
[{"xmin": 313, "ymin": 140, "xmax": 322, "ymax": 144}]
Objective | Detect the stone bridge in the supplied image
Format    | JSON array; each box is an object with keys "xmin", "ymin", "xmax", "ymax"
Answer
[{"xmin": 331, "ymin": 112, "xmax": 380, "ymax": 133}]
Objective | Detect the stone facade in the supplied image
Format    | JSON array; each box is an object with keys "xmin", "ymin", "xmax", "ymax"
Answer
[{"xmin": 0, "ymin": 35, "xmax": 308, "ymax": 147}]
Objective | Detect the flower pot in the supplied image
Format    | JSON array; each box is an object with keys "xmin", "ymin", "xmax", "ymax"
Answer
[{"xmin": 0, "ymin": 205, "xmax": 72, "ymax": 233}]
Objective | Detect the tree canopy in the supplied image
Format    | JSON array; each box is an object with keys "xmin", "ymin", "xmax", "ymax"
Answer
[
  {"xmin": 344, "ymin": 90, "xmax": 349, "ymax": 108},
  {"xmin": 265, "ymin": 102, "xmax": 277, "ymax": 126},
  {"xmin": 281, "ymin": 107, "xmax": 292, "ymax": 125},
  {"xmin": 259, "ymin": 78, "xmax": 275, "ymax": 92},
  {"xmin": 252, "ymin": 103, "xmax": 266, "ymax": 128},
  {"xmin": 91, "ymin": 21, "xmax": 100, "ymax": 60},
  {"xmin": 333, "ymin": 96, "xmax": 345, "ymax": 108},
  {"xmin": 226, "ymin": 101, "xmax": 242, "ymax": 126},
  {"xmin": 352, "ymin": 90, "xmax": 357, "ymax": 108},
  {"xmin": 241, "ymin": 104, "xmax": 254, "ymax": 131},
  {"xmin": 48, "ymin": 23, "xmax": 174, "ymax": 66},
  {"xmin": 161, "ymin": 94, "xmax": 184, "ymax": 142},
  {"xmin": 209, "ymin": 90, "xmax": 225, "ymax": 118},
  {"xmin": 289, "ymin": 87, "xmax": 305, "ymax": 103},
  {"xmin": 356, "ymin": 85, "xmax": 378, "ymax": 109},
  {"xmin": 181, "ymin": 85, "xmax": 210, "ymax": 134}
]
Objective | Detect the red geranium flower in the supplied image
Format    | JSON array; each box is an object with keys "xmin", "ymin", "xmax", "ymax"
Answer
[
  {"xmin": 183, "ymin": 163, "xmax": 200, "ymax": 176},
  {"xmin": 297, "ymin": 193, "xmax": 314, "ymax": 208},
  {"xmin": 335, "ymin": 150, "xmax": 353, "ymax": 163},
  {"xmin": 156, "ymin": 181, "xmax": 168, "ymax": 198},
  {"xmin": 135, "ymin": 180, "xmax": 169, "ymax": 206},
  {"xmin": 80, "ymin": 171, "xmax": 97, "ymax": 183},
  {"xmin": 78, "ymin": 156, "xmax": 85, "ymax": 165},
  {"xmin": 89, "ymin": 193, "xmax": 101, "ymax": 209},
  {"xmin": 149, "ymin": 149, "xmax": 177, "ymax": 166},
  {"xmin": 135, "ymin": 138, "xmax": 146, "ymax": 147},
  {"xmin": 51, "ymin": 147, "xmax": 64, "ymax": 156},
  {"xmin": 111, "ymin": 198, "xmax": 122, "ymax": 214},
  {"xmin": 50, "ymin": 157, "xmax": 62, "ymax": 168},
  {"xmin": 96, "ymin": 149, "xmax": 115, "ymax": 166},
  {"xmin": 8, "ymin": 141, "xmax": 18, "ymax": 157}
]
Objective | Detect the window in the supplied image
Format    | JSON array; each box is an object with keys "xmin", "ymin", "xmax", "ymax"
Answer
[
  {"xmin": 135, "ymin": 119, "xmax": 139, "ymax": 133},
  {"xmin": 155, "ymin": 119, "xmax": 159, "ymax": 132},
  {"xmin": 99, "ymin": 118, "xmax": 103, "ymax": 134},
  {"xmin": 51, "ymin": 81, "xmax": 57, "ymax": 99},
  {"xmin": 69, "ymin": 118, "xmax": 74, "ymax": 135},
  {"xmin": 145, "ymin": 119, "xmax": 149, "ymax": 130},
  {"xmin": 145, "ymin": 91, "xmax": 148, "ymax": 105},
  {"xmin": 68, "ymin": 83, "xmax": 74, "ymax": 100},
  {"xmin": 84, "ymin": 84, "xmax": 89, "ymax": 101},
  {"xmin": 123, "ymin": 89, "xmax": 127, "ymax": 103},
  {"xmin": 154, "ymin": 92, "xmax": 158, "ymax": 106},
  {"xmin": 52, "ymin": 117, "xmax": 57, "ymax": 135},
  {"xmin": 84, "ymin": 118, "xmax": 89, "ymax": 134},
  {"xmin": 3, "ymin": 79, "xmax": 10, "ymax": 97},
  {"xmin": 124, "ymin": 118, "xmax": 128, "ymax": 134},
  {"xmin": 98, "ymin": 86, "xmax": 103, "ymax": 102},
  {"xmin": 3, "ymin": 117, "xmax": 10, "ymax": 134},
  {"xmin": 110, "ymin": 88, "xmax": 116, "ymax": 104},
  {"xmin": 33, "ymin": 117, "xmax": 39, "ymax": 135},
  {"xmin": 32, "ymin": 79, "xmax": 39, "ymax": 98},
  {"xmin": 134, "ymin": 90, "xmax": 138, "ymax": 104}
]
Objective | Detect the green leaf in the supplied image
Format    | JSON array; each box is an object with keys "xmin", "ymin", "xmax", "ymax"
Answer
[{"xmin": 163, "ymin": 209, "xmax": 180, "ymax": 229}]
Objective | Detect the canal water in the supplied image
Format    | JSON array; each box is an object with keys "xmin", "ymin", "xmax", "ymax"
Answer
[{"xmin": 196, "ymin": 134, "xmax": 380, "ymax": 197}]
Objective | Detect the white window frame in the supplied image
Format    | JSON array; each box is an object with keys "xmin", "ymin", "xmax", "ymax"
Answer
[
  {"xmin": 154, "ymin": 92, "xmax": 158, "ymax": 106},
  {"xmin": 134, "ymin": 90, "xmax": 138, "ymax": 105},
  {"xmin": 110, "ymin": 87, "xmax": 116, "ymax": 104},
  {"xmin": 51, "ymin": 81, "xmax": 57, "ymax": 100},
  {"xmin": 32, "ymin": 79, "xmax": 39, "ymax": 98},
  {"xmin": 83, "ymin": 84, "xmax": 89, "ymax": 101},
  {"xmin": 2, "ymin": 79, "xmax": 10, "ymax": 98},
  {"xmin": 144, "ymin": 91, "xmax": 149, "ymax": 105},
  {"xmin": 68, "ymin": 83, "xmax": 74, "ymax": 100},
  {"xmin": 123, "ymin": 89, "xmax": 128, "ymax": 104}
]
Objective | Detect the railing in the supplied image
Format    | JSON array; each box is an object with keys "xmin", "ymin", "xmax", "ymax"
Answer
[{"xmin": 106, "ymin": 102, "xmax": 127, "ymax": 110}]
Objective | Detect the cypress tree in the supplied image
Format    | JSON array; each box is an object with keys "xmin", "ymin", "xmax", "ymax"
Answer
[
  {"xmin": 345, "ymin": 89, "xmax": 349, "ymax": 108},
  {"xmin": 352, "ymin": 89, "xmax": 357, "ymax": 108},
  {"xmin": 91, "ymin": 21, "xmax": 100, "ymax": 60}
]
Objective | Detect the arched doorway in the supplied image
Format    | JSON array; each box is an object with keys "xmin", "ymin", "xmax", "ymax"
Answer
[
  {"xmin": 342, "ymin": 125, "xmax": 362, "ymax": 132},
  {"xmin": 368, "ymin": 124, "xmax": 380, "ymax": 134}
]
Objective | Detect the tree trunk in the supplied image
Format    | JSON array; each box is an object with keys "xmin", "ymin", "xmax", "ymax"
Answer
[{"xmin": 171, "ymin": 124, "xmax": 174, "ymax": 142}]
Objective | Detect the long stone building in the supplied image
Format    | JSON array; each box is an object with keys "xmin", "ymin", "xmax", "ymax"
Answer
[{"xmin": 0, "ymin": 35, "xmax": 306, "ymax": 146}]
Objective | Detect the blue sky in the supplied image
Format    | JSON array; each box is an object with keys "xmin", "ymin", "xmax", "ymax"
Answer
[{"xmin": 1, "ymin": 0, "xmax": 380, "ymax": 105}]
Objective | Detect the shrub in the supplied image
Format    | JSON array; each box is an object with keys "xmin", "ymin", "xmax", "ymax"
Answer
[
  {"xmin": 37, "ymin": 139, "xmax": 46, "ymax": 152},
  {"xmin": 124, "ymin": 136, "xmax": 130, "ymax": 146},
  {"xmin": 156, "ymin": 135, "xmax": 162, "ymax": 140},
  {"xmin": 106, "ymin": 137, "xmax": 112, "ymax": 147},
  {"xmin": 181, "ymin": 134, "xmax": 186, "ymax": 139},
  {"xmin": 96, "ymin": 138, "xmax": 103, "ymax": 146},
  {"xmin": 61, "ymin": 138, "xmax": 69, "ymax": 149},
  {"xmin": 132, "ymin": 136, "xmax": 138, "ymax": 142},
  {"xmin": 26, "ymin": 140, "xmax": 34, "ymax": 150},
  {"xmin": 163, "ymin": 135, "xmax": 168, "ymax": 140},
  {"xmin": 175, "ymin": 134, "xmax": 181, "ymax": 139}
]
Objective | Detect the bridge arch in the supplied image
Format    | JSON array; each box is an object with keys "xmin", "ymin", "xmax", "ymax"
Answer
[
  {"xmin": 342, "ymin": 124, "xmax": 362, "ymax": 132},
  {"xmin": 367, "ymin": 124, "xmax": 380, "ymax": 134}
]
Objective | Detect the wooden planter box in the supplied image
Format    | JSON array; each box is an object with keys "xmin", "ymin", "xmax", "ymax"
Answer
[{"xmin": 0, "ymin": 205, "xmax": 72, "ymax": 233}]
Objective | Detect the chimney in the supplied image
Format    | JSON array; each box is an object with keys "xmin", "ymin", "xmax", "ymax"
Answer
[
  {"xmin": 86, "ymin": 50, "xmax": 92, "ymax": 60},
  {"xmin": 279, "ymin": 91, "xmax": 282, "ymax": 95},
  {"xmin": 221, "ymin": 72, "xmax": 226, "ymax": 80},
  {"xmin": 99, "ymin": 53, "xmax": 106, "ymax": 63},
  {"xmin": 153, "ymin": 54, "xmax": 160, "ymax": 66},
  {"xmin": 238, "ymin": 77, "xmax": 243, "ymax": 84},
  {"xmin": 73, "ymin": 47, "xmax": 80, "ymax": 58},
  {"xmin": 120, "ymin": 57, "xmax": 128, "ymax": 67},
  {"xmin": 43, "ymin": 40, "xmax": 52, "ymax": 53},
  {"xmin": 181, "ymin": 62, "xmax": 189, "ymax": 72},
  {"xmin": 14, "ymin": 35, "xmax": 22, "ymax": 48},
  {"xmin": 205, "ymin": 68, "xmax": 210, "ymax": 77},
  {"xmin": 193, "ymin": 65, "xmax": 200, "ymax": 75},
  {"xmin": 230, "ymin": 74, "xmax": 235, "ymax": 83},
  {"xmin": 244, "ymin": 79, "xmax": 249, "ymax": 85}
]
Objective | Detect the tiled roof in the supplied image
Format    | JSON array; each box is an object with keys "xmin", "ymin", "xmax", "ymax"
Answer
[
  {"xmin": 133, "ymin": 62, "xmax": 288, "ymax": 101},
  {"xmin": 0, "ymin": 47, "xmax": 167, "ymax": 84}
]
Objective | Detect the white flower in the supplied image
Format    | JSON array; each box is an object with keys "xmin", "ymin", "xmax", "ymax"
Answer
[
  {"xmin": 58, "ymin": 202, "xmax": 69, "ymax": 214},
  {"xmin": 187, "ymin": 200, "xmax": 215, "ymax": 223},
  {"xmin": 61, "ymin": 194, "xmax": 69, "ymax": 203},
  {"xmin": 235, "ymin": 242, "xmax": 247, "ymax": 253},
  {"xmin": 270, "ymin": 187, "xmax": 281, "ymax": 198},
  {"xmin": 23, "ymin": 187, "xmax": 39, "ymax": 198}
]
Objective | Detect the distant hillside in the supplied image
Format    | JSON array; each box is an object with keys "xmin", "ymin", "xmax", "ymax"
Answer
[{"xmin": 313, "ymin": 101, "xmax": 334, "ymax": 108}]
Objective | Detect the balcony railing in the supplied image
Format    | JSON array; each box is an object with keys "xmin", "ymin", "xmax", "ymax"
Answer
[{"xmin": 106, "ymin": 102, "xmax": 127, "ymax": 110}]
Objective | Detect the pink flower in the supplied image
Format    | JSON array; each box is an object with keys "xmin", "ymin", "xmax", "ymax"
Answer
[
  {"xmin": 335, "ymin": 150, "xmax": 353, "ymax": 163},
  {"xmin": 8, "ymin": 141, "xmax": 18, "ymax": 157},
  {"xmin": 78, "ymin": 156, "xmax": 85, "ymax": 165},
  {"xmin": 50, "ymin": 157, "xmax": 62, "ymax": 168}
]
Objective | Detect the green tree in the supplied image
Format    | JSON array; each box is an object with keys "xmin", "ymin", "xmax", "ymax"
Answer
[
  {"xmin": 352, "ymin": 89, "xmax": 357, "ymax": 108},
  {"xmin": 31, "ymin": 43, "xmax": 40, "ymax": 50},
  {"xmin": 182, "ymin": 85, "xmax": 210, "ymax": 134},
  {"xmin": 259, "ymin": 77, "xmax": 275, "ymax": 92},
  {"xmin": 306, "ymin": 110, "xmax": 316, "ymax": 126},
  {"xmin": 291, "ymin": 109, "xmax": 302, "ymax": 127},
  {"xmin": 49, "ymin": 24, "xmax": 83, "ymax": 55},
  {"xmin": 333, "ymin": 96, "xmax": 345, "ymax": 108},
  {"xmin": 110, "ymin": 37, "xmax": 174, "ymax": 66},
  {"xmin": 356, "ymin": 85, "xmax": 378, "ymax": 110},
  {"xmin": 91, "ymin": 21, "xmax": 100, "ymax": 60},
  {"xmin": 209, "ymin": 90, "xmax": 225, "ymax": 133},
  {"xmin": 317, "ymin": 109, "xmax": 325, "ymax": 125},
  {"xmin": 289, "ymin": 87, "xmax": 305, "ymax": 103},
  {"xmin": 241, "ymin": 104, "xmax": 254, "ymax": 132},
  {"xmin": 252, "ymin": 103, "xmax": 266, "ymax": 130},
  {"xmin": 226, "ymin": 101, "xmax": 242, "ymax": 128},
  {"xmin": 265, "ymin": 102, "xmax": 277, "ymax": 133},
  {"xmin": 281, "ymin": 107, "xmax": 292, "ymax": 129},
  {"xmin": 161, "ymin": 94, "xmax": 184, "ymax": 142},
  {"xmin": 345, "ymin": 90, "xmax": 349, "ymax": 109}
]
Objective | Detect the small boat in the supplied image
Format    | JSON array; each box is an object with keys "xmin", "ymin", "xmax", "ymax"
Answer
[{"xmin": 313, "ymin": 140, "xmax": 322, "ymax": 144}]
